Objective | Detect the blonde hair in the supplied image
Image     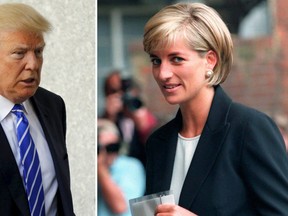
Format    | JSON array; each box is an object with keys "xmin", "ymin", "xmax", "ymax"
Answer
[
  {"xmin": 98, "ymin": 118, "xmax": 120, "ymax": 137},
  {"xmin": 0, "ymin": 3, "xmax": 52, "ymax": 34},
  {"xmin": 143, "ymin": 3, "xmax": 233, "ymax": 86}
]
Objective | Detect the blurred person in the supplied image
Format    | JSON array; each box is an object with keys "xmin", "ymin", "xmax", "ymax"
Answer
[
  {"xmin": 103, "ymin": 71, "xmax": 123, "ymax": 123},
  {"xmin": 273, "ymin": 113, "xmax": 288, "ymax": 152},
  {"xmin": 102, "ymin": 71, "xmax": 158, "ymax": 166},
  {"xmin": 0, "ymin": 3, "xmax": 74, "ymax": 216},
  {"xmin": 97, "ymin": 118, "xmax": 145, "ymax": 216},
  {"xmin": 143, "ymin": 2, "xmax": 288, "ymax": 215}
]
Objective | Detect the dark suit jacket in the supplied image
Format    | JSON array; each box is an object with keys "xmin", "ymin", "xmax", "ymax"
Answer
[
  {"xmin": 0, "ymin": 87, "xmax": 75, "ymax": 216},
  {"xmin": 145, "ymin": 85, "xmax": 288, "ymax": 215}
]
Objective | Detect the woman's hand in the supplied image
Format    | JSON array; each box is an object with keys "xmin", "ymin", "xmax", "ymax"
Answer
[{"xmin": 155, "ymin": 204, "xmax": 198, "ymax": 216}]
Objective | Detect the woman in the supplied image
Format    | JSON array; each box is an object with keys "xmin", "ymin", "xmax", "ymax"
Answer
[
  {"xmin": 97, "ymin": 118, "xmax": 145, "ymax": 216},
  {"xmin": 143, "ymin": 2, "xmax": 288, "ymax": 215}
]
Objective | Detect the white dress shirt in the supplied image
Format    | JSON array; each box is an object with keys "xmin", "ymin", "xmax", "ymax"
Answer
[
  {"xmin": 0, "ymin": 95, "xmax": 58, "ymax": 216},
  {"xmin": 170, "ymin": 133, "xmax": 200, "ymax": 204}
]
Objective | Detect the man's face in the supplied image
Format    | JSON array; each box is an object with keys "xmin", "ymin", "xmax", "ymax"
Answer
[{"xmin": 0, "ymin": 30, "xmax": 45, "ymax": 103}]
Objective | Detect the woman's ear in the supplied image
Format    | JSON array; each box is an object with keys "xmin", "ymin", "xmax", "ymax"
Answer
[{"xmin": 206, "ymin": 50, "xmax": 218, "ymax": 70}]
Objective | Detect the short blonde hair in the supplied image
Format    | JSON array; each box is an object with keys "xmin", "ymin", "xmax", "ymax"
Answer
[
  {"xmin": 0, "ymin": 3, "xmax": 52, "ymax": 34},
  {"xmin": 143, "ymin": 3, "xmax": 233, "ymax": 86},
  {"xmin": 98, "ymin": 118, "xmax": 120, "ymax": 137}
]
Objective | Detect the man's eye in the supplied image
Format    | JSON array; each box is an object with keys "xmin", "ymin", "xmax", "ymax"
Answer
[
  {"xmin": 35, "ymin": 49, "xmax": 44, "ymax": 58},
  {"xmin": 151, "ymin": 58, "xmax": 161, "ymax": 65},
  {"xmin": 11, "ymin": 51, "xmax": 25, "ymax": 59}
]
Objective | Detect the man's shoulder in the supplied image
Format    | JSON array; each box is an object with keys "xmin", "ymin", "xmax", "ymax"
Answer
[
  {"xmin": 35, "ymin": 86, "xmax": 61, "ymax": 98},
  {"xmin": 34, "ymin": 87, "xmax": 64, "ymax": 102},
  {"xmin": 32, "ymin": 87, "xmax": 65, "ymax": 109}
]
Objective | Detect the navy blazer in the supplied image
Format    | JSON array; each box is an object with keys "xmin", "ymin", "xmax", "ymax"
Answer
[
  {"xmin": 0, "ymin": 87, "xmax": 75, "ymax": 216},
  {"xmin": 145, "ymin": 85, "xmax": 288, "ymax": 215}
]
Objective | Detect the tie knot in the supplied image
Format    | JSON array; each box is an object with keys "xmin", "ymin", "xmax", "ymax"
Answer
[
  {"xmin": 12, "ymin": 104, "xmax": 24, "ymax": 111},
  {"xmin": 11, "ymin": 104, "xmax": 25, "ymax": 117}
]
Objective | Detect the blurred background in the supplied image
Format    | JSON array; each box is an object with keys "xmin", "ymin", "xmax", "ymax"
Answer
[{"xmin": 97, "ymin": 0, "xmax": 288, "ymax": 129}]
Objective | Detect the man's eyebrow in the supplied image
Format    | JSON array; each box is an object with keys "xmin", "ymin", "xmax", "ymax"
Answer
[
  {"xmin": 11, "ymin": 42, "xmax": 46, "ymax": 50},
  {"xmin": 36, "ymin": 42, "xmax": 46, "ymax": 49}
]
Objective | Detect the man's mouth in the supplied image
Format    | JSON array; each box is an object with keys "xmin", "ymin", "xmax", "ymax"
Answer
[{"xmin": 22, "ymin": 78, "xmax": 35, "ymax": 83}]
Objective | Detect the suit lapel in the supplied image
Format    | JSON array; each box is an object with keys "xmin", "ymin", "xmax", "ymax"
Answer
[
  {"xmin": 30, "ymin": 90, "xmax": 73, "ymax": 215},
  {"xmin": 0, "ymin": 126, "xmax": 30, "ymax": 215},
  {"xmin": 30, "ymin": 94, "xmax": 49, "ymax": 126},
  {"xmin": 178, "ymin": 86, "xmax": 232, "ymax": 209},
  {"xmin": 29, "ymin": 93, "xmax": 62, "ymax": 170},
  {"xmin": 30, "ymin": 93, "xmax": 57, "ymax": 153}
]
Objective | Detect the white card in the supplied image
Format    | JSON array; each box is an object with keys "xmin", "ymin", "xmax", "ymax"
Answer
[{"xmin": 129, "ymin": 190, "xmax": 175, "ymax": 216}]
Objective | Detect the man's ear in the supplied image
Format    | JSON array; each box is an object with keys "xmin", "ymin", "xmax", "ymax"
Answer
[{"xmin": 205, "ymin": 50, "xmax": 218, "ymax": 70}]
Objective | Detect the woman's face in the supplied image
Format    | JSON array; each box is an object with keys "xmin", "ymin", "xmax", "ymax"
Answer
[
  {"xmin": 149, "ymin": 38, "xmax": 212, "ymax": 106},
  {"xmin": 98, "ymin": 132, "xmax": 119, "ymax": 167}
]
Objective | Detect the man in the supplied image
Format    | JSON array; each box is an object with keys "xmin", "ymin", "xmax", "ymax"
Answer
[{"xmin": 0, "ymin": 3, "xmax": 75, "ymax": 216}]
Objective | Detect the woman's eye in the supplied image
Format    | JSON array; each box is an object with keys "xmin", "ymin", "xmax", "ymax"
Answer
[
  {"xmin": 172, "ymin": 57, "xmax": 184, "ymax": 63},
  {"xmin": 151, "ymin": 58, "xmax": 161, "ymax": 65}
]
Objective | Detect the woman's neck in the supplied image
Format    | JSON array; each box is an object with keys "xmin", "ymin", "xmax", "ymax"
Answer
[{"xmin": 179, "ymin": 87, "xmax": 214, "ymax": 137}]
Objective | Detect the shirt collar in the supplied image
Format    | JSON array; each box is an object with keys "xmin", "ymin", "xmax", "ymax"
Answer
[{"xmin": 0, "ymin": 95, "xmax": 30, "ymax": 122}]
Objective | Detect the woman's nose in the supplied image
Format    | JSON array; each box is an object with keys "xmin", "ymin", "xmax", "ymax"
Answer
[{"xmin": 157, "ymin": 62, "xmax": 173, "ymax": 80}]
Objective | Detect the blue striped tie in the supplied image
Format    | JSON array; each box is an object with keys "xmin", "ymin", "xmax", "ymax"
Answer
[{"xmin": 12, "ymin": 104, "xmax": 45, "ymax": 216}]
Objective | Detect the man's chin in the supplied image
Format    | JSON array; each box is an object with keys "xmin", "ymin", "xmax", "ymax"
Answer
[{"xmin": 13, "ymin": 88, "xmax": 38, "ymax": 103}]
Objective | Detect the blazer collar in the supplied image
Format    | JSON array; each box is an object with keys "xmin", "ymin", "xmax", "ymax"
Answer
[
  {"xmin": 177, "ymin": 85, "xmax": 232, "ymax": 208},
  {"xmin": 30, "ymin": 89, "xmax": 50, "ymax": 119},
  {"xmin": 205, "ymin": 85, "xmax": 232, "ymax": 131},
  {"xmin": 170, "ymin": 85, "xmax": 232, "ymax": 129}
]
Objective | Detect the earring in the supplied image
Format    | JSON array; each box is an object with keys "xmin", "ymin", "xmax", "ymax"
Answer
[{"xmin": 206, "ymin": 70, "xmax": 213, "ymax": 79}]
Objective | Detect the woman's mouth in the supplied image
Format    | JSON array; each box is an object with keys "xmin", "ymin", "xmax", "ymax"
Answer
[{"xmin": 163, "ymin": 84, "xmax": 181, "ymax": 89}]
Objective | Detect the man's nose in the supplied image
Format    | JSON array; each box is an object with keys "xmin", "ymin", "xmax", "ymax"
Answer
[{"xmin": 25, "ymin": 52, "xmax": 41, "ymax": 70}]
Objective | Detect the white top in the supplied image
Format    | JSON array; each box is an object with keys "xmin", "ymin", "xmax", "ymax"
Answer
[
  {"xmin": 0, "ymin": 95, "xmax": 58, "ymax": 216},
  {"xmin": 170, "ymin": 133, "xmax": 200, "ymax": 204}
]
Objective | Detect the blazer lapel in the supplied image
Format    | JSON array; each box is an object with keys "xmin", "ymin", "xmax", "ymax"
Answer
[
  {"xmin": 179, "ymin": 86, "xmax": 232, "ymax": 209},
  {"xmin": 0, "ymin": 126, "xmax": 30, "ymax": 215},
  {"xmin": 148, "ymin": 117, "xmax": 180, "ymax": 193},
  {"xmin": 178, "ymin": 123, "xmax": 230, "ymax": 208}
]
